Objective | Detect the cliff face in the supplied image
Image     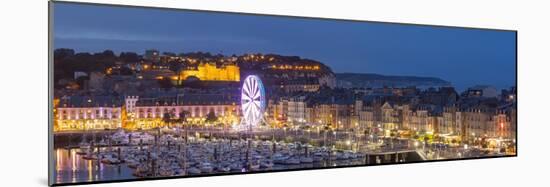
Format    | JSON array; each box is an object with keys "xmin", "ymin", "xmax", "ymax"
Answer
[
  {"xmin": 335, "ymin": 73, "xmax": 451, "ymax": 88},
  {"xmin": 235, "ymin": 54, "xmax": 335, "ymax": 87}
]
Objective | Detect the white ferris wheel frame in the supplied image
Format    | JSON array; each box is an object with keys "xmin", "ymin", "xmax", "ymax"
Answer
[{"xmin": 239, "ymin": 75, "xmax": 266, "ymax": 131}]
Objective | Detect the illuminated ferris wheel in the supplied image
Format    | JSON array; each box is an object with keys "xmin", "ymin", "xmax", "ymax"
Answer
[{"xmin": 240, "ymin": 75, "xmax": 266, "ymax": 130}]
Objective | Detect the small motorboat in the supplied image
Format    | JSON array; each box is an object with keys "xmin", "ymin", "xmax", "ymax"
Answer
[
  {"xmin": 229, "ymin": 163, "xmax": 242, "ymax": 171},
  {"xmin": 199, "ymin": 163, "xmax": 214, "ymax": 173},
  {"xmin": 187, "ymin": 167, "xmax": 201, "ymax": 175},
  {"xmin": 284, "ymin": 157, "xmax": 300, "ymax": 165},
  {"xmin": 249, "ymin": 162, "xmax": 260, "ymax": 171},
  {"xmin": 260, "ymin": 161, "xmax": 274, "ymax": 169},
  {"xmin": 300, "ymin": 157, "xmax": 314, "ymax": 163}
]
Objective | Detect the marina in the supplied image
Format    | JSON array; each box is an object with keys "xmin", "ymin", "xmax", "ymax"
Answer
[{"xmin": 54, "ymin": 129, "xmax": 427, "ymax": 184}]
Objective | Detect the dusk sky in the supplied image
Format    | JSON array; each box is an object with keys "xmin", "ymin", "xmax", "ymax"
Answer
[{"xmin": 53, "ymin": 2, "xmax": 516, "ymax": 91}]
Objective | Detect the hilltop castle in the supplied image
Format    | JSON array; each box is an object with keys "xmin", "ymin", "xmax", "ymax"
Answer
[{"xmin": 179, "ymin": 62, "xmax": 240, "ymax": 82}]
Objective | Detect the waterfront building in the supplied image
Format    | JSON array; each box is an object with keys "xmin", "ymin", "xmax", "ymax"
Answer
[
  {"xmin": 286, "ymin": 96, "xmax": 308, "ymax": 125},
  {"xmin": 56, "ymin": 96, "xmax": 123, "ymax": 131},
  {"xmin": 380, "ymin": 101, "xmax": 401, "ymax": 130},
  {"xmin": 409, "ymin": 107, "xmax": 432, "ymax": 134},
  {"xmin": 131, "ymin": 93, "xmax": 240, "ymax": 129},
  {"xmin": 401, "ymin": 104, "xmax": 412, "ymax": 130},
  {"xmin": 267, "ymin": 99, "xmax": 284, "ymax": 127},
  {"xmin": 455, "ymin": 111, "xmax": 465, "ymax": 139},
  {"xmin": 312, "ymin": 104, "xmax": 333, "ymax": 128},
  {"xmin": 332, "ymin": 103, "xmax": 354, "ymax": 130},
  {"xmin": 269, "ymin": 96, "xmax": 312, "ymax": 127},
  {"xmin": 274, "ymin": 98, "xmax": 288, "ymax": 125},
  {"xmin": 309, "ymin": 97, "xmax": 355, "ymax": 130},
  {"xmin": 125, "ymin": 95, "xmax": 139, "ymax": 116},
  {"xmin": 440, "ymin": 106, "xmax": 457, "ymax": 136},
  {"xmin": 358, "ymin": 107, "xmax": 375, "ymax": 130},
  {"xmin": 462, "ymin": 107, "xmax": 493, "ymax": 141},
  {"xmin": 490, "ymin": 103, "xmax": 516, "ymax": 140}
]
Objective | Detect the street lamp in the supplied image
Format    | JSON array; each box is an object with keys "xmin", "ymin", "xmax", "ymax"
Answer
[
  {"xmin": 469, "ymin": 132, "xmax": 475, "ymax": 146},
  {"xmin": 369, "ymin": 134, "xmax": 374, "ymax": 143},
  {"xmin": 322, "ymin": 129, "xmax": 327, "ymax": 146}
]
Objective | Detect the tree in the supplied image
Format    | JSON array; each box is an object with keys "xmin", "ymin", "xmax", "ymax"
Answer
[
  {"xmin": 178, "ymin": 110, "xmax": 189, "ymax": 124},
  {"xmin": 119, "ymin": 52, "xmax": 139, "ymax": 62},
  {"xmin": 434, "ymin": 135, "xmax": 441, "ymax": 143},
  {"xmin": 100, "ymin": 50, "xmax": 115, "ymax": 57},
  {"xmin": 162, "ymin": 112, "xmax": 172, "ymax": 127},
  {"xmin": 54, "ymin": 48, "xmax": 75, "ymax": 60},
  {"xmin": 205, "ymin": 111, "xmax": 218, "ymax": 123},
  {"xmin": 177, "ymin": 110, "xmax": 191, "ymax": 143}
]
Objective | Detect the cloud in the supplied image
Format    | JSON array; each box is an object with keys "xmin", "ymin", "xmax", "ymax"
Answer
[{"xmin": 55, "ymin": 30, "xmax": 270, "ymax": 46}]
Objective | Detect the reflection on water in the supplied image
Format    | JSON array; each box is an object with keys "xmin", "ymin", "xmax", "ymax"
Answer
[
  {"xmin": 54, "ymin": 149, "xmax": 136, "ymax": 184},
  {"xmin": 54, "ymin": 147, "xmax": 370, "ymax": 184}
]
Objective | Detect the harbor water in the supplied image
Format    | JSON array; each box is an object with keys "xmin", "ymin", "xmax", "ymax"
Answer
[{"xmin": 54, "ymin": 148, "xmax": 136, "ymax": 183}]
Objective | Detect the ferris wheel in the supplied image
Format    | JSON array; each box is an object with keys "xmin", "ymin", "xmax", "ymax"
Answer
[{"xmin": 240, "ymin": 75, "xmax": 266, "ymax": 130}]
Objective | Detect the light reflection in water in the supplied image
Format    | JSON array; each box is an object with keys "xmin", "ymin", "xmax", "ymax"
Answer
[
  {"xmin": 53, "ymin": 147, "xmax": 372, "ymax": 184},
  {"xmin": 87, "ymin": 160, "xmax": 91, "ymax": 181},
  {"xmin": 71, "ymin": 149, "xmax": 76, "ymax": 172},
  {"xmin": 54, "ymin": 148, "xmax": 135, "ymax": 184}
]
